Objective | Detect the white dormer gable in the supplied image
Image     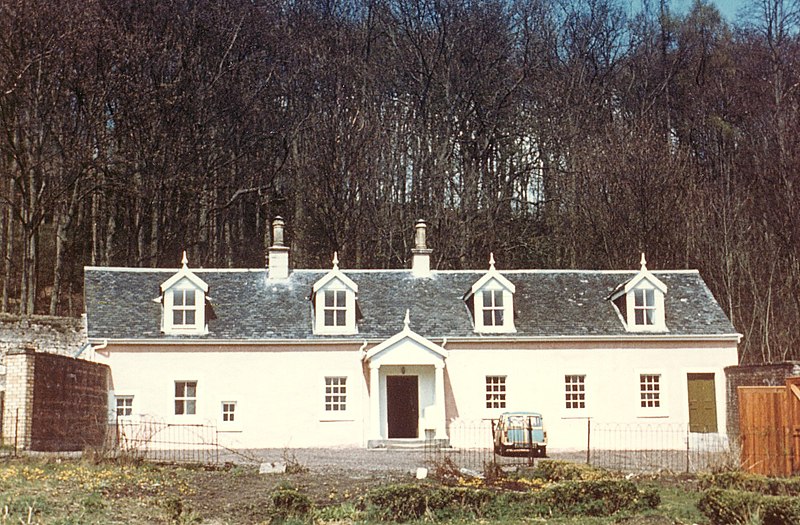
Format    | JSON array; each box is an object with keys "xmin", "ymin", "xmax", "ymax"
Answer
[
  {"xmin": 159, "ymin": 252, "xmax": 209, "ymax": 335},
  {"xmin": 464, "ymin": 254, "xmax": 516, "ymax": 333},
  {"xmin": 312, "ymin": 253, "xmax": 359, "ymax": 335},
  {"xmin": 610, "ymin": 253, "xmax": 668, "ymax": 332}
]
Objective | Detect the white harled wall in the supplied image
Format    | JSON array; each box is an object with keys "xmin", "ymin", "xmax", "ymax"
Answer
[
  {"xmin": 104, "ymin": 345, "xmax": 368, "ymax": 449},
  {"xmin": 101, "ymin": 339, "xmax": 737, "ymax": 450},
  {"xmin": 444, "ymin": 342, "xmax": 738, "ymax": 450}
]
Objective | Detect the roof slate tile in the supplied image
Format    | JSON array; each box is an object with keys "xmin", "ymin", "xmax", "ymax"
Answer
[{"xmin": 83, "ymin": 268, "xmax": 737, "ymax": 340}]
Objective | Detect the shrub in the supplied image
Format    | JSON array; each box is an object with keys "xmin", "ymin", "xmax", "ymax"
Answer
[
  {"xmin": 699, "ymin": 471, "xmax": 800, "ymax": 496},
  {"xmin": 531, "ymin": 460, "xmax": 611, "ymax": 482},
  {"xmin": 536, "ymin": 479, "xmax": 659, "ymax": 517},
  {"xmin": 270, "ymin": 487, "xmax": 313, "ymax": 521},
  {"xmin": 366, "ymin": 484, "xmax": 497, "ymax": 521},
  {"xmin": 366, "ymin": 484, "xmax": 430, "ymax": 521},
  {"xmin": 427, "ymin": 486, "xmax": 495, "ymax": 520},
  {"xmin": 698, "ymin": 488, "xmax": 800, "ymax": 525},
  {"xmin": 366, "ymin": 479, "xmax": 659, "ymax": 522}
]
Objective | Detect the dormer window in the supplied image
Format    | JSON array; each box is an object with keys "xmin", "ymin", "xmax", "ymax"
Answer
[
  {"xmin": 324, "ymin": 290, "xmax": 347, "ymax": 327},
  {"xmin": 465, "ymin": 254, "xmax": 516, "ymax": 333},
  {"xmin": 609, "ymin": 254, "xmax": 667, "ymax": 332},
  {"xmin": 482, "ymin": 290, "xmax": 505, "ymax": 327},
  {"xmin": 172, "ymin": 288, "xmax": 197, "ymax": 326},
  {"xmin": 159, "ymin": 252, "xmax": 209, "ymax": 335},
  {"xmin": 633, "ymin": 288, "xmax": 655, "ymax": 326},
  {"xmin": 312, "ymin": 253, "xmax": 359, "ymax": 335}
]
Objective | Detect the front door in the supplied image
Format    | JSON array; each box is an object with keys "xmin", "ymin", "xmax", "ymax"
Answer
[
  {"xmin": 387, "ymin": 375, "xmax": 419, "ymax": 438},
  {"xmin": 688, "ymin": 373, "xmax": 718, "ymax": 433}
]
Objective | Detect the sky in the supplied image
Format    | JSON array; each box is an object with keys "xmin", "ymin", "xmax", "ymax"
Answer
[
  {"xmin": 708, "ymin": 0, "xmax": 745, "ymax": 22},
  {"xmin": 634, "ymin": 0, "xmax": 747, "ymax": 23}
]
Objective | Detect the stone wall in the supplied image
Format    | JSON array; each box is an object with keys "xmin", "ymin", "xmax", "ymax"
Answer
[
  {"xmin": 724, "ymin": 362, "xmax": 800, "ymax": 438},
  {"xmin": 0, "ymin": 314, "xmax": 87, "ymax": 359},
  {"xmin": 2, "ymin": 348, "xmax": 110, "ymax": 452}
]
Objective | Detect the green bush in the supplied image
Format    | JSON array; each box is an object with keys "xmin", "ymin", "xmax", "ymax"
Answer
[
  {"xmin": 699, "ymin": 471, "xmax": 800, "ymax": 496},
  {"xmin": 426, "ymin": 486, "xmax": 495, "ymax": 520},
  {"xmin": 531, "ymin": 460, "xmax": 611, "ymax": 482},
  {"xmin": 536, "ymin": 479, "xmax": 660, "ymax": 517},
  {"xmin": 366, "ymin": 479, "xmax": 659, "ymax": 522},
  {"xmin": 270, "ymin": 487, "xmax": 313, "ymax": 521},
  {"xmin": 366, "ymin": 484, "xmax": 431, "ymax": 521},
  {"xmin": 698, "ymin": 487, "xmax": 800, "ymax": 525}
]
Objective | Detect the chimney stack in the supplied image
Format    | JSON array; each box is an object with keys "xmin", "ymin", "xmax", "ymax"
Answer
[
  {"xmin": 411, "ymin": 220, "xmax": 432, "ymax": 278},
  {"xmin": 268, "ymin": 216, "xmax": 290, "ymax": 279}
]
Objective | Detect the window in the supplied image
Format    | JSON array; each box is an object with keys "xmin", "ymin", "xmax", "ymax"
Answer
[
  {"xmin": 175, "ymin": 381, "xmax": 197, "ymax": 415},
  {"xmin": 222, "ymin": 401, "xmax": 236, "ymax": 422},
  {"xmin": 486, "ymin": 376, "xmax": 506, "ymax": 409},
  {"xmin": 311, "ymin": 261, "xmax": 359, "ymax": 335},
  {"xmin": 565, "ymin": 375, "xmax": 586, "ymax": 409},
  {"xmin": 640, "ymin": 374, "xmax": 661, "ymax": 408},
  {"xmin": 159, "ymin": 258, "xmax": 209, "ymax": 335},
  {"xmin": 482, "ymin": 290, "xmax": 504, "ymax": 326},
  {"xmin": 172, "ymin": 288, "xmax": 197, "ymax": 326},
  {"xmin": 324, "ymin": 290, "xmax": 347, "ymax": 327},
  {"xmin": 634, "ymin": 288, "xmax": 656, "ymax": 326},
  {"xmin": 116, "ymin": 395, "xmax": 133, "ymax": 417},
  {"xmin": 325, "ymin": 377, "xmax": 347, "ymax": 411}
]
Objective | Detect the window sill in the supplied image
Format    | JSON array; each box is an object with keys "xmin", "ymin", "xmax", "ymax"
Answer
[
  {"xmin": 561, "ymin": 414, "xmax": 590, "ymax": 420},
  {"xmin": 218, "ymin": 427, "xmax": 243, "ymax": 433},
  {"xmin": 320, "ymin": 416, "xmax": 355, "ymax": 423},
  {"xmin": 636, "ymin": 414, "xmax": 669, "ymax": 419}
]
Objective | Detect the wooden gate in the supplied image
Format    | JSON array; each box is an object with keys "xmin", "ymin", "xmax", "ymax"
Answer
[{"xmin": 738, "ymin": 377, "xmax": 800, "ymax": 476}]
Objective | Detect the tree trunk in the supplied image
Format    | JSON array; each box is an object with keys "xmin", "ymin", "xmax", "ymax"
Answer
[{"xmin": 50, "ymin": 182, "xmax": 80, "ymax": 315}]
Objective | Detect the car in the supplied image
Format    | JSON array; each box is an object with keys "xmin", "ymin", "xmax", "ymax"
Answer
[{"xmin": 492, "ymin": 411, "xmax": 547, "ymax": 457}]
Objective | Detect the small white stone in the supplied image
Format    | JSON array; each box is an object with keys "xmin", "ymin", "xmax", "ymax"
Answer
[
  {"xmin": 415, "ymin": 467, "xmax": 428, "ymax": 479},
  {"xmin": 259, "ymin": 461, "xmax": 287, "ymax": 474}
]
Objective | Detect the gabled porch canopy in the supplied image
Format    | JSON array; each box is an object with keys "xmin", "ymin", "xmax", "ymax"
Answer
[
  {"xmin": 363, "ymin": 311, "xmax": 448, "ymax": 444},
  {"xmin": 363, "ymin": 312, "xmax": 448, "ymax": 367}
]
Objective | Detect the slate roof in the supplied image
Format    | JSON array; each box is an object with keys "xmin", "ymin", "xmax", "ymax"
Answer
[{"xmin": 84, "ymin": 267, "xmax": 738, "ymax": 341}]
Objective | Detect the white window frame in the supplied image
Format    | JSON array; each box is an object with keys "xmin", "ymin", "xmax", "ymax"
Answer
[
  {"xmin": 482, "ymin": 289, "xmax": 505, "ymax": 327},
  {"xmin": 637, "ymin": 373, "xmax": 667, "ymax": 417},
  {"xmin": 162, "ymin": 280, "xmax": 206, "ymax": 335},
  {"xmin": 624, "ymin": 281, "xmax": 666, "ymax": 332},
  {"xmin": 324, "ymin": 377, "xmax": 347, "ymax": 412},
  {"xmin": 171, "ymin": 288, "xmax": 198, "ymax": 327},
  {"xmin": 313, "ymin": 281, "xmax": 357, "ymax": 335},
  {"xmin": 221, "ymin": 401, "xmax": 237, "ymax": 422},
  {"xmin": 174, "ymin": 380, "xmax": 198, "ymax": 416},
  {"xmin": 323, "ymin": 290, "xmax": 348, "ymax": 328},
  {"xmin": 634, "ymin": 288, "xmax": 656, "ymax": 326},
  {"xmin": 485, "ymin": 375, "xmax": 507, "ymax": 409},
  {"xmin": 115, "ymin": 395, "xmax": 134, "ymax": 417},
  {"xmin": 564, "ymin": 375, "xmax": 587, "ymax": 411},
  {"xmin": 474, "ymin": 283, "xmax": 515, "ymax": 333}
]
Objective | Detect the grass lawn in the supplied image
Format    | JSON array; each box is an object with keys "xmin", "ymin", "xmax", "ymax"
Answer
[{"xmin": 0, "ymin": 457, "xmax": 709, "ymax": 524}]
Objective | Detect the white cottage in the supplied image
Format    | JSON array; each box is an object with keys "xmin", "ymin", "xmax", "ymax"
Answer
[{"xmin": 83, "ymin": 219, "xmax": 740, "ymax": 450}]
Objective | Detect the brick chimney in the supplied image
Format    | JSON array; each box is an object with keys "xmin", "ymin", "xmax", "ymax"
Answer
[
  {"xmin": 411, "ymin": 220, "xmax": 432, "ymax": 278},
  {"xmin": 268, "ymin": 217, "xmax": 290, "ymax": 279}
]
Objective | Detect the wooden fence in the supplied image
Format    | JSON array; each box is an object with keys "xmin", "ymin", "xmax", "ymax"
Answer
[{"xmin": 739, "ymin": 377, "xmax": 800, "ymax": 476}]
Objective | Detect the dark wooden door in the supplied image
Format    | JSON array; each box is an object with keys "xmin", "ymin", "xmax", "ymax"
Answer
[{"xmin": 387, "ymin": 376, "xmax": 419, "ymax": 438}]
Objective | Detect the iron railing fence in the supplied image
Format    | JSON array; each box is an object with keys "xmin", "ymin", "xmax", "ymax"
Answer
[
  {"xmin": 424, "ymin": 419, "xmax": 737, "ymax": 474},
  {"xmin": 109, "ymin": 417, "xmax": 221, "ymax": 464}
]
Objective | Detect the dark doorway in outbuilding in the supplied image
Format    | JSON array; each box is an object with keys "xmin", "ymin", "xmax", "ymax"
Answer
[{"xmin": 387, "ymin": 375, "xmax": 419, "ymax": 438}]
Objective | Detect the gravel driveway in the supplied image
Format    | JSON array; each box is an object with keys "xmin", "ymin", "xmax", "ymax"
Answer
[{"xmin": 221, "ymin": 447, "xmax": 431, "ymax": 473}]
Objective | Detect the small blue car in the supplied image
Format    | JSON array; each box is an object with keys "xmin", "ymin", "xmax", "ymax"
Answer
[{"xmin": 493, "ymin": 411, "xmax": 547, "ymax": 457}]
